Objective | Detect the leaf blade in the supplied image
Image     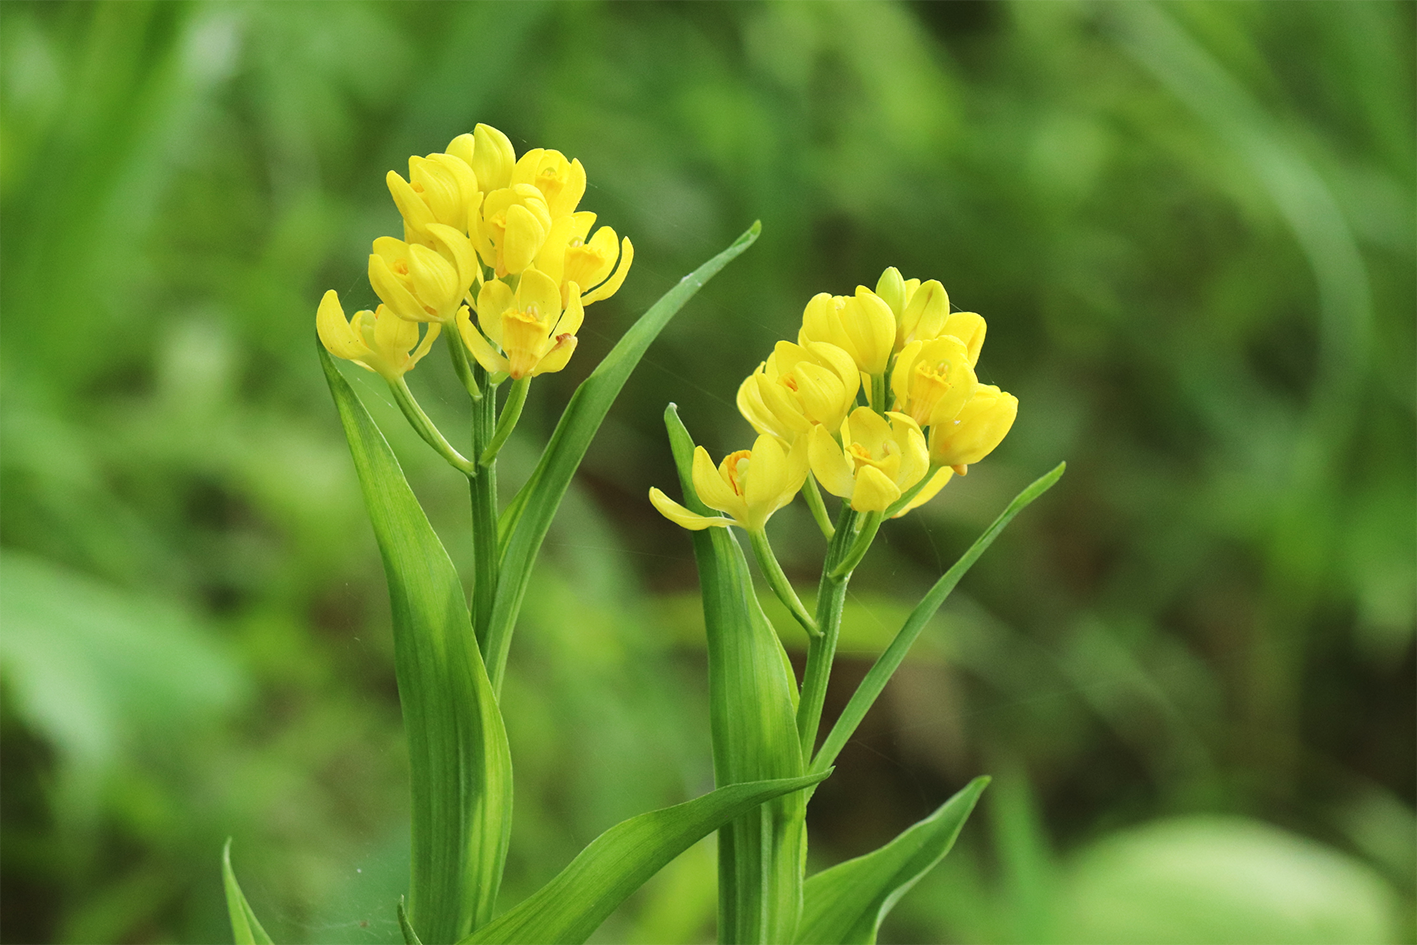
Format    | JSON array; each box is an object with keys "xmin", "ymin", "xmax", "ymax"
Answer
[
  {"xmin": 486, "ymin": 222, "xmax": 762, "ymax": 691},
  {"xmin": 222, "ymin": 838, "xmax": 274, "ymax": 945},
  {"xmin": 812, "ymin": 463, "xmax": 1065, "ymax": 776},
  {"xmin": 463, "ymin": 773, "xmax": 828, "ymax": 945},
  {"xmin": 320, "ymin": 345, "xmax": 514, "ymax": 942},
  {"xmin": 664, "ymin": 404, "xmax": 808, "ymax": 944},
  {"xmin": 796, "ymin": 777, "xmax": 990, "ymax": 944}
]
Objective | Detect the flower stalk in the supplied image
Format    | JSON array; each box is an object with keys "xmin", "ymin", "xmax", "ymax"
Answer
[
  {"xmin": 388, "ymin": 377, "xmax": 478, "ymax": 477},
  {"xmin": 749, "ymin": 528, "xmax": 819, "ymax": 638},
  {"xmin": 480, "ymin": 376, "xmax": 530, "ymax": 466}
]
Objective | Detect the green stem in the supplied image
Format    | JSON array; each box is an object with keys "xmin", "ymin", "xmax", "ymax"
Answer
[
  {"xmin": 749, "ymin": 528, "xmax": 819, "ymax": 638},
  {"xmin": 480, "ymin": 376, "xmax": 529, "ymax": 466},
  {"xmin": 446, "ymin": 326, "xmax": 483, "ymax": 400},
  {"xmin": 884, "ymin": 469, "xmax": 937, "ymax": 518},
  {"xmin": 829, "ymin": 511, "xmax": 883, "ymax": 581},
  {"xmin": 388, "ymin": 378, "xmax": 478, "ymax": 477},
  {"xmin": 812, "ymin": 462, "xmax": 1066, "ymax": 776},
  {"xmin": 796, "ymin": 505, "xmax": 855, "ymax": 759},
  {"xmin": 802, "ymin": 476, "xmax": 836, "ymax": 540},
  {"xmin": 871, "ymin": 372, "xmax": 887, "ymax": 416},
  {"xmin": 469, "ymin": 366, "xmax": 500, "ymax": 653}
]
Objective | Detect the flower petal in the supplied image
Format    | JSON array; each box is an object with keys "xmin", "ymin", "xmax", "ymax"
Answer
[
  {"xmin": 808, "ymin": 425, "xmax": 856, "ymax": 499},
  {"xmin": 650, "ymin": 488, "xmax": 733, "ymax": 531}
]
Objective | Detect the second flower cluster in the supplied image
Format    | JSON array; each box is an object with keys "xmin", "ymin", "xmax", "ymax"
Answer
[{"xmin": 652, "ymin": 269, "xmax": 1018, "ymax": 533}]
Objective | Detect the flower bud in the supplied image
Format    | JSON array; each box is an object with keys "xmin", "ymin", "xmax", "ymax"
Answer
[{"xmin": 928, "ymin": 385, "xmax": 1018, "ymax": 473}]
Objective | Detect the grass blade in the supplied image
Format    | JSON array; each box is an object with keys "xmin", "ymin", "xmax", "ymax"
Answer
[
  {"xmin": 812, "ymin": 463, "xmax": 1065, "ymax": 776},
  {"xmin": 796, "ymin": 777, "xmax": 989, "ymax": 944},
  {"xmin": 486, "ymin": 222, "xmax": 761, "ymax": 691},
  {"xmin": 321, "ymin": 345, "xmax": 513, "ymax": 942},
  {"xmin": 222, "ymin": 839, "xmax": 274, "ymax": 945},
  {"xmin": 664, "ymin": 404, "xmax": 808, "ymax": 944},
  {"xmin": 463, "ymin": 774, "xmax": 828, "ymax": 945}
]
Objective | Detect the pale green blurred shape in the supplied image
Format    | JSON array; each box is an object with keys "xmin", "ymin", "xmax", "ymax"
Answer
[{"xmin": 1056, "ymin": 817, "xmax": 1403, "ymax": 945}]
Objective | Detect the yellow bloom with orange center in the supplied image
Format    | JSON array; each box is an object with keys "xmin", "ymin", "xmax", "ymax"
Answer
[
  {"xmin": 649, "ymin": 435, "xmax": 808, "ymax": 532},
  {"xmin": 928, "ymin": 385, "xmax": 1018, "ymax": 474},
  {"xmin": 535, "ymin": 211, "xmax": 635, "ymax": 307},
  {"xmin": 316, "ymin": 290, "xmax": 440, "ymax": 381},
  {"xmin": 511, "ymin": 148, "xmax": 587, "ymax": 220},
  {"xmin": 737, "ymin": 340, "xmax": 861, "ymax": 442},
  {"xmin": 798, "ymin": 287, "xmax": 896, "ymax": 376},
  {"xmin": 808, "ymin": 407, "xmax": 937, "ymax": 514},
  {"xmin": 890, "ymin": 335, "xmax": 978, "ymax": 428},
  {"xmin": 368, "ymin": 224, "xmax": 479, "ymax": 324},
  {"xmin": 474, "ymin": 184, "xmax": 554, "ymax": 277},
  {"xmin": 457, "ymin": 268, "xmax": 582, "ymax": 380}
]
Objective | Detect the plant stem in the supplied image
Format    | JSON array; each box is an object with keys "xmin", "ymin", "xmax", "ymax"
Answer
[
  {"xmin": 469, "ymin": 366, "xmax": 499, "ymax": 652},
  {"xmin": 884, "ymin": 469, "xmax": 936, "ymax": 518},
  {"xmin": 802, "ymin": 476, "xmax": 835, "ymax": 540},
  {"xmin": 446, "ymin": 325, "xmax": 483, "ymax": 400},
  {"xmin": 749, "ymin": 528, "xmax": 819, "ymax": 638},
  {"xmin": 871, "ymin": 372, "xmax": 887, "ymax": 416},
  {"xmin": 829, "ymin": 511, "xmax": 883, "ymax": 580},
  {"xmin": 388, "ymin": 378, "xmax": 478, "ymax": 477},
  {"xmin": 796, "ymin": 505, "xmax": 855, "ymax": 759},
  {"xmin": 480, "ymin": 376, "xmax": 529, "ymax": 466}
]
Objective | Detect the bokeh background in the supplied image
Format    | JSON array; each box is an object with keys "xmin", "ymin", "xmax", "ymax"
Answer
[{"xmin": 2, "ymin": 2, "xmax": 1413, "ymax": 943}]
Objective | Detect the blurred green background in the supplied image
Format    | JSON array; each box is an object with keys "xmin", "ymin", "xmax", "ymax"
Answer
[{"xmin": 2, "ymin": 2, "xmax": 1413, "ymax": 942}]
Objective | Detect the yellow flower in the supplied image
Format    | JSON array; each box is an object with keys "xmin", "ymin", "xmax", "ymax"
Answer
[
  {"xmin": 809, "ymin": 407, "xmax": 931, "ymax": 513},
  {"xmin": 457, "ymin": 267, "xmax": 581, "ymax": 379},
  {"xmin": 511, "ymin": 148, "xmax": 587, "ymax": 220},
  {"xmin": 474, "ymin": 184, "xmax": 554, "ymax": 277},
  {"xmin": 737, "ymin": 340, "xmax": 861, "ymax": 442},
  {"xmin": 649, "ymin": 434, "xmax": 808, "ymax": 531},
  {"xmin": 316, "ymin": 290, "xmax": 440, "ymax": 381},
  {"xmin": 368, "ymin": 224, "xmax": 479, "ymax": 324},
  {"xmin": 874, "ymin": 267, "xmax": 987, "ymax": 361},
  {"xmin": 927, "ymin": 385, "xmax": 1018, "ymax": 473},
  {"xmin": 799, "ymin": 287, "xmax": 896, "ymax": 376},
  {"xmin": 534, "ymin": 211, "xmax": 635, "ymax": 306},
  {"xmin": 890, "ymin": 335, "xmax": 978, "ymax": 428},
  {"xmin": 450, "ymin": 124, "xmax": 516, "ymax": 195},
  {"xmin": 386, "ymin": 150, "xmax": 479, "ymax": 246}
]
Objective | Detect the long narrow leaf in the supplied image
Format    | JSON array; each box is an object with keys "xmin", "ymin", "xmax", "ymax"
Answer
[
  {"xmin": 222, "ymin": 839, "xmax": 274, "ymax": 945},
  {"xmin": 486, "ymin": 222, "xmax": 761, "ymax": 692},
  {"xmin": 321, "ymin": 345, "xmax": 513, "ymax": 943},
  {"xmin": 812, "ymin": 463, "xmax": 1065, "ymax": 776},
  {"xmin": 665, "ymin": 404, "xmax": 808, "ymax": 945},
  {"xmin": 796, "ymin": 777, "xmax": 990, "ymax": 944},
  {"xmin": 463, "ymin": 774, "xmax": 828, "ymax": 945}
]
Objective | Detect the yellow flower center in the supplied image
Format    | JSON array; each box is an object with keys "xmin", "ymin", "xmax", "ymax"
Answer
[
  {"xmin": 847, "ymin": 440, "xmax": 897, "ymax": 474},
  {"xmin": 724, "ymin": 450, "xmax": 752, "ymax": 496}
]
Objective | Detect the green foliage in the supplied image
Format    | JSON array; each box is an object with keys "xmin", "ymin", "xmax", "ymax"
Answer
[
  {"xmin": 487, "ymin": 222, "xmax": 761, "ymax": 692},
  {"xmin": 664, "ymin": 405, "xmax": 808, "ymax": 943},
  {"xmin": 464, "ymin": 775, "xmax": 827, "ymax": 945},
  {"xmin": 320, "ymin": 346, "xmax": 512, "ymax": 942},
  {"xmin": 223, "ymin": 840, "xmax": 275, "ymax": 945},
  {"xmin": 797, "ymin": 777, "xmax": 989, "ymax": 945}
]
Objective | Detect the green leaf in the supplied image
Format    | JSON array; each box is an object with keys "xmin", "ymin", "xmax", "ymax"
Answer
[
  {"xmin": 462, "ymin": 773, "xmax": 828, "ymax": 945},
  {"xmin": 320, "ymin": 345, "xmax": 514, "ymax": 943},
  {"xmin": 812, "ymin": 462, "xmax": 1065, "ymax": 776},
  {"xmin": 485, "ymin": 222, "xmax": 761, "ymax": 692},
  {"xmin": 398, "ymin": 898, "xmax": 425, "ymax": 945},
  {"xmin": 222, "ymin": 839, "xmax": 274, "ymax": 945},
  {"xmin": 796, "ymin": 777, "xmax": 990, "ymax": 944},
  {"xmin": 664, "ymin": 404, "xmax": 808, "ymax": 945}
]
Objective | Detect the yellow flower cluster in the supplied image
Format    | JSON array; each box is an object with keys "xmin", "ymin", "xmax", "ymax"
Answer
[
  {"xmin": 318, "ymin": 124, "xmax": 633, "ymax": 381},
  {"xmin": 653, "ymin": 268, "xmax": 1016, "ymax": 532}
]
